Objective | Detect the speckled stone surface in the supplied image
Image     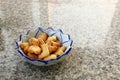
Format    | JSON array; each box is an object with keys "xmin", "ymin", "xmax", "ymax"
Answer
[{"xmin": 0, "ymin": 0, "xmax": 120, "ymax": 80}]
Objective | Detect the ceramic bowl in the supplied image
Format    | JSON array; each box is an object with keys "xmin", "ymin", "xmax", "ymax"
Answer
[{"xmin": 16, "ymin": 27, "xmax": 73, "ymax": 66}]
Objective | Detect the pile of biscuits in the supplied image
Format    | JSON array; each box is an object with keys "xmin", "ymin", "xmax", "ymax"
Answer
[{"xmin": 19, "ymin": 33, "xmax": 66, "ymax": 60}]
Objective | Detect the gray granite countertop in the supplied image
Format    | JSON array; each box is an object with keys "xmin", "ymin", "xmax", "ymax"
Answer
[{"xmin": 0, "ymin": 0, "xmax": 120, "ymax": 80}]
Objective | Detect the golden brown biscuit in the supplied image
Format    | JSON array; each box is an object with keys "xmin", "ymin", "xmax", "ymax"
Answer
[
  {"xmin": 60, "ymin": 45, "xmax": 67, "ymax": 51},
  {"xmin": 38, "ymin": 33, "xmax": 48, "ymax": 42},
  {"xmin": 48, "ymin": 45, "xmax": 58, "ymax": 53},
  {"xmin": 23, "ymin": 46, "xmax": 29, "ymax": 54},
  {"xmin": 20, "ymin": 42, "xmax": 29, "ymax": 49},
  {"xmin": 38, "ymin": 38, "xmax": 45, "ymax": 46},
  {"xmin": 46, "ymin": 36, "xmax": 57, "ymax": 42},
  {"xmin": 38, "ymin": 44, "xmax": 49, "ymax": 59},
  {"xmin": 44, "ymin": 54, "xmax": 57, "ymax": 60},
  {"xmin": 54, "ymin": 45, "xmax": 67, "ymax": 56},
  {"xmin": 29, "ymin": 38, "xmax": 39, "ymax": 46},
  {"xmin": 28, "ymin": 45, "xmax": 41, "ymax": 54},
  {"xmin": 54, "ymin": 50, "xmax": 64, "ymax": 56},
  {"xmin": 46, "ymin": 40, "xmax": 52, "ymax": 46},
  {"xmin": 51, "ymin": 41, "xmax": 61, "ymax": 47},
  {"xmin": 27, "ymin": 53, "xmax": 38, "ymax": 59}
]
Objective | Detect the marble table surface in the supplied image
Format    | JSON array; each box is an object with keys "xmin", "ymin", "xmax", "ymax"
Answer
[{"xmin": 0, "ymin": 0, "xmax": 120, "ymax": 80}]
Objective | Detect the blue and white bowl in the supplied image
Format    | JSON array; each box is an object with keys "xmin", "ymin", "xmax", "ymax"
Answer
[{"xmin": 16, "ymin": 27, "xmax": 73, "ymax": 66}]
